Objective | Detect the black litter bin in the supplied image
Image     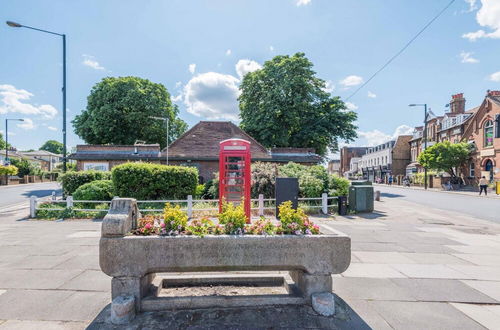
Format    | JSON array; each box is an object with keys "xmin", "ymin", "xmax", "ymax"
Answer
[{"xmin": 338, "ymin": 196, "xmax": 348, "ymax": 215}]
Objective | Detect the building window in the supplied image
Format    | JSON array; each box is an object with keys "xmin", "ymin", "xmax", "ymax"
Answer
[
  {"xmin": 469, "ymin": 163, "xmax": 475, "ymax": 177},
  {"xmin": 484, "ymin": 120, "xmax": 494, "ymax": 147}
]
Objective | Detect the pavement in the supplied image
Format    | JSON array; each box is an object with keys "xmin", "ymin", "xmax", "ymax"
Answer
[
  {"xmin": 0, "ymin": 193, "xmax": 500, "ymax": 329},
  {"xmin": 0, "ymin": 182, "xmax": 61, "ymax": 211}
]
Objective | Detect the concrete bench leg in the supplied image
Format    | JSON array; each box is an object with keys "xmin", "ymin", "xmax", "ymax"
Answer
[
  {"xmin": 290, "ymin": 271, "xmax": 335, "ymax": 316},
  {"xmin": 289, "ymin": 270, "xmax": 332, "ymax": 299},
  {"xmin": 112, "ymin": 274, "xmax": 155, "ymax": 312}
]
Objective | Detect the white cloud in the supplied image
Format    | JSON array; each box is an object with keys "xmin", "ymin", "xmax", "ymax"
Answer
[
  {"xmin": 462, "ymin": 0, "xmax": 500, "ymax": 41},
  {"xmin": 339, "ymin": 75, "xmax": 364, "ymax": 88},
  {"xmin": 226, "ymin": 49, "xmax": 232, "ymax": 56},
  {"xmin": 47, "ymin": 126, "xmax": 57, "ymax": 131},
  {"xmin": 0, "ymin": 85, "xmax": 57, "ymax": 119},
  {"xmin": 175, "ymin": 81, "xmax": 182, "ymax": 89},
  {"xmin": 465, "ymin": 0, "xmax": 478, "ymax": 12},
  {"xmin": 82, "ymin": 54, "xmax": 105, "ymax": 70},
  {"xmin": 489, "ymin": 71, "xmax": 500, "ymax": 81},
  {"xmin": 296, "ymin": 0, "xmax": 311, "ymax": 6},
  {"xmin": 345, "ymin": 102, "xmax": 358, "ymax": 111},
  {"xmin": 460, "ymin": 51, "xmax": 480, "ymax": 63},
  {"xmin": 322, "ymin": 80, "xmax": 335, "ymax": 93},
  {"xmin": 17, "ymin": 118, "xmax": 35, "ymax": 130},
  {"xmin": 189, "ymin": 63, "xmax": 196, "ymax": 74},
  {"xmin": 357, "ymin": 125, "xmax": 414, "ymax": 147},
  {"xmin": 269, "ymin": 45, "xmax": 275, "ymax": 52},
  {"xmin": 171, "ymin": 93, "xmax": 183, "ymax": 102},
  {"xmin": 367, "ymin": 91, "xmax": 377, "ymax": 98},
  {"xmin": 183, "ymin": 72, "xmax": 240, "ymax": 120},
  {"xmin": 235, "ymin": 59, "xmax": 262, "ymax": 79}
]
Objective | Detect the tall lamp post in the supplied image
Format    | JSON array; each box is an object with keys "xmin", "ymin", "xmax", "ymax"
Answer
[
  {"xmin": 149, "ymin": 116, "xmax": 170, "ymax": 165},
  {"xmin": 4, "ymin": 118, "xmax": 24, "ymax": 185},
  {"xmin": 6, "ymin": 21, "xmax": 67, "ymax": 173},
  {"xmin": 409, "ymin": 103, "xmax": 428, "ymax": 190}
]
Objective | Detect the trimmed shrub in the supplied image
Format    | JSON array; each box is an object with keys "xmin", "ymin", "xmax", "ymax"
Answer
[
  {"xmin": 328, "ymin": 175, "xmax": 350, "ymax": 196},
  {"xmin": 73, "ymin": 180, "xmax": 114, "ymax": 201},
  {"xmin": 111, "ymin": 162, "xmax": 198, "ymax": 200},
  {"xmin": 251, "ymin": 162, "xmax": 277, "ymax": 198},
  {"xmin": 0, "ymin": 165, "xmax": 18, "ymax": 176},
  {"xmin": 59, "ymin": 170, "xmax": 111, "ymax": 195}
]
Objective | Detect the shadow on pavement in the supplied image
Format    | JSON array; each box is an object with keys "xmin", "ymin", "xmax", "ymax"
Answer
[
  {"xmin": 380, "ymin": 192, "xmax": 405, "ymax": 198},
  {"xmin": 21, "ymin": 188, "xmax": 62, "ymax": 198},
  {"xmin": 86, "ymin": 294, "xmax": 371, "ymax": 329}
]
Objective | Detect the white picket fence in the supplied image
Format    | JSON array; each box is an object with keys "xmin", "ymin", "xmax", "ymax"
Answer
[{"xmin": 30, "ymin": 193, "xmax": 339, "ymax": 218}]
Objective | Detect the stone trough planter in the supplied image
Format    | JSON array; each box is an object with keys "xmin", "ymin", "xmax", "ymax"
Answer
[{"xmin": 99, "ymin": 198, "xmax": 351, "ymax": 322}]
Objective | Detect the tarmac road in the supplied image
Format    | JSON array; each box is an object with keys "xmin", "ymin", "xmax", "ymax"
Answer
[
  {"xmin": 0, "ymin": 182, "xmax": 61, "ymax": 211},
  {"xmin": 376, "ymin": 184, "xmax": 499, "ymax": 224}
]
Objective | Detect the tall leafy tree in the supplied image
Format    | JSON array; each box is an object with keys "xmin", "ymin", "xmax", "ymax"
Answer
[
  {"xmin": 239, "ymin": 53, "xmax": 357, "ymax": 156},
  {"xmin": 0, "ymin": 132, "xmax": 8, "ymax": 150},
  {"xmin": 418, "ymin": 141, "xmax": 471, "ymax": 178},
  {"xmin": 73, "ymin": 77, "xmax": 187, "ymax": 148},
  {"xmin": 40, "ymin": 140, "xmax": 64, "ymax": 154}
]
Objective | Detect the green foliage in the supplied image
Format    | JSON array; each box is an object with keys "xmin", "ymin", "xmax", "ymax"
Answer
[
  {"xmin": 163, "ymin": 203, "xmax": 188, "ymax": 233},
  {"xmin": 112, "ymin": 162, "xmax": 198, "ymax": 200},
  {"xmin": 328, "ymin": 175, "xmax": 350, "ymax": 196},
  {"xmin": 246, "ymin": 217, "xmax": 276, "ymax": 235},
  {"xmin": 59, "ymin": 170, "xmax": 111, "ymax": 195},
  {"xmin": 73, "ymin": 180, "xmax": 114, "ymax": 201},
  {"xmin": 418, "ymin": 141, "xmax": 471, "ymax": 177},
  {"xmin": 277, "ymin": 201, "xmax": 320, "ymax": 234},
  {"xmin": 40, "ymin": 140, "xmax": 63, "ymax": 154},
  {"xmin": 55, "ymin": 162, "xmax": 76, "ymax": 172},
  {"xmin": 0, "ymin": 132, "xmax": 7, "ymax": 150},
  {"xmin": 239, "ymin": 52, "xmax": 357, "ymax": 156},
  {"xmin": 186, "ymin": 217, "xmax": 223, "ymax": 237},
  {"xmin": 10, "ymin": 158, "xmax": 39, "ymax": 177},
  {"xmin": 72, "ymin": 76, "xmax": 188, "ymax": 148},
  {"xmin": 202, "ymin": 173, "xmax": 219, "ymax": 199},
  {"xmin": 0, "ymin": 165, "xmax": 18, "ymax": 176},
  {"xmin": 35, "ymin": 202, "xmax": 108, "ymax": 220},
  {"xmin": 218, "ymin": 202, "xmax": 247, "ymax": 234},
  {"xmin": 250, "ymin": 162, "xmax": 277, "ymax": 198},
  {"xmin": 279, "ymin": 163, "xmax": 329, "ymax": 197},
  {"xmin": 194, "ymin": 184, "xmax": 205, "ymax": 198}
]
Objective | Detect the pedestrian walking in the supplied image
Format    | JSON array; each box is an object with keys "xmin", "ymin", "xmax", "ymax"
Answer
[
  {"xmin": 388, "ymin": 175, "xmax": 393, "ymax": 186},
  {"xmin": 479, "ymin": 176, "xmax": 488, "ymax": 196}
]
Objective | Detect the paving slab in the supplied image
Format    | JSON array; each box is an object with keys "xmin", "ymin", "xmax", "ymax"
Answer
[
  {"xmin": 453, "ymin": 253, "xmax": 500, "ymax": 266},
  {"xmin": 0, "ymin": 269, "xmax": 83, "ymax": 290},
  {"xmin": 334, "ymin": 277, "xmax": 416, "ymax": 301},
  {"xmin": 448, "ymin": 265, "xmax": 500, "ymax": 281},
  {"xmin": 390, "ymin": 278, "xmax": 498, "ymax": 303},
  {"xmin": 341, "ymin": 263, "xmax": 407, "ymax": 278},
  {"xmin": 370, "ymin": 301, "xmax": 486, "ymax": 330},
  {"xmin": 401, "ymin": 252, "xmax": 474, "ymax": 265},
  {"xmin": 461, "ymin": 280, "xmax": 500, "ymax": 302},
  {"xmin": 353, "ymin": 251, "xmax": 416, "ymax": 264},
  {"xmin": 390, "ymin": 264, "xmax": 469, "ymax": 279},
  {"xmin": 59, "ymin": 270, "xmax": 110, "ymax": 292},
  {"xmin": 0, "ymin": 320, "xmax": 86, "ymax": 330},
  {"xmin": 53, "ymin": 255, "xmax": 100, "ymax": 271},
  {"xmin": 451, "ymin": 303, "xmax": 500, "ymax": 330}
]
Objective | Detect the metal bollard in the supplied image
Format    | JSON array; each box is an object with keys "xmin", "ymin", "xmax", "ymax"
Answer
[{"xmin": 375, "ymin": 190, "xmax": 381, "ymax": 201}]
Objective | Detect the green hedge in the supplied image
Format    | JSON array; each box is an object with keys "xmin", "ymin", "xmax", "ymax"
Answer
[
  {"xmin": 58, "ymin": 170, "xmax": 111, "ymax": 195},
  {"xmin": 111, "ymin": 163, "xmax": 198, "ymax": 200},
  {"xmin": 73, "ymin": 180, "xmax": 114, "ymax": 201}
]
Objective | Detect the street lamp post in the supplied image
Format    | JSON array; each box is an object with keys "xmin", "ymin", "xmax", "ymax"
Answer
[
  {"xmin": 409, "ymin": 103, "xmax": 428, "ymax": 190},
  {"xmin": 149, "ymin": 116, "xmax": 170, "ymax": 165},
  {"xmin": 4, "ymin": 118, "xmax": 24, "ymax": 185},
  {"xmin": 6, "ymin": 21, "xmax": 67, "ymax": 173}
]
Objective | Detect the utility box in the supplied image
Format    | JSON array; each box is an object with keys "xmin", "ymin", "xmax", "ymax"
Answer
[
  {"xmin": 275, "ymin": 177, "xmax": 299, "ymax": 218},
  {"xmin": 348, "ymin": 185, "xmax": 374, "ymax": 213},
  {"xmin": 351, "ymin": 181, "xmax": 372, "ymax": 186}
]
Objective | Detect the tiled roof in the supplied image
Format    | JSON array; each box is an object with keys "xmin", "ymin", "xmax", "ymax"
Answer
[{"xmin": 165, "ymin": 121, "xmax": 271, "ymax": 159}]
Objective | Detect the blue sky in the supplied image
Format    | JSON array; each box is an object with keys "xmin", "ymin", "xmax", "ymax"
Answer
[{"xmin": 1, "ymin": 0, "xmax": 499, "ymax": 157}]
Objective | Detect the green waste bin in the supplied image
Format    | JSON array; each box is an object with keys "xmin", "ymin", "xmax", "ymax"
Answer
[
  {"xmin": 351, "ymin": 180, "xmax": 372, "ymax": 186},
  {"xmin": 348, "ymin": 185, "xmax": 374, "ymax": 213}
]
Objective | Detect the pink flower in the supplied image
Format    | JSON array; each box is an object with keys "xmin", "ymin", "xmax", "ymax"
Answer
[
  {"xmin": 145, "ymin": 223, "xmax": 152, "ymax": 229},
  {"xmin": 160, "ymin": 223, "xmax": 166, "ymax": 228}
]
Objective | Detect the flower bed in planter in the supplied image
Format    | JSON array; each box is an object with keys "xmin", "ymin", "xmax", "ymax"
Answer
[{"xmin": 99, "ymin": 198, "xmax": 351, "ymax": 323}]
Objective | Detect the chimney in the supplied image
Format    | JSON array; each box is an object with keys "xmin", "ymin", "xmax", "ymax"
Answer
[{"xmin": 449, "ymin": 93, "xmax": 465, "ymax": 114}]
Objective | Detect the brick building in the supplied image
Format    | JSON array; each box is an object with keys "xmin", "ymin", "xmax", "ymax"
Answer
[
  {"xmin": 462, "ymin": 90, "xmax": 500, "ymax": 183},
  {"xmin": 339, "ymin": 147, "xmax": 367, "ymax": 177},
  {"xmin": 359, "ymin": 135, "xmax": 412, "ymax": 182},
  {"xmin": 69, "ymin": 121, "xmax": 322, "ymax": 182}
]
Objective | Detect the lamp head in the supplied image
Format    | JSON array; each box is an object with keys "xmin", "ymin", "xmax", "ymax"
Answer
[
  {"xmin": 408, "ymin": 104, "xmax": 417, "ymax": 107},
  {"xmin": 6, "ymin": 21, "xmax": 22, "ymax": 28}
]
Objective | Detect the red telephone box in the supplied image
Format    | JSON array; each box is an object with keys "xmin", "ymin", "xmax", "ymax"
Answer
[{"xmin": 219, "ymin": 139, "xmax": 251, "ymax": 222}]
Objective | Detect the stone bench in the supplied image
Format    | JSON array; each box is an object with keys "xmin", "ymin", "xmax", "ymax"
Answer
[{"xmin": 99, "ymin": 198, "xmax": 351, "ymax": 322}]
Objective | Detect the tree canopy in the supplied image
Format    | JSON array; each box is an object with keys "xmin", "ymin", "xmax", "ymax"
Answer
[
  {"xmin": 72, "ymin": 76, "xmax": 187, "ymax": 148},
  {"xmin": 238, "ymin": 53, "xmax": 357, "ymax": 156},
  {"xmin": 0, "ymin": 132, "xmax": 8, "ymax": 150},
  {"xmin": 417, "ymin": 141, "xmax": 471, "ymax": 177},
  {"xmin": 40, "ymin": 140, "xmax": 64, "ymax": 154}
]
